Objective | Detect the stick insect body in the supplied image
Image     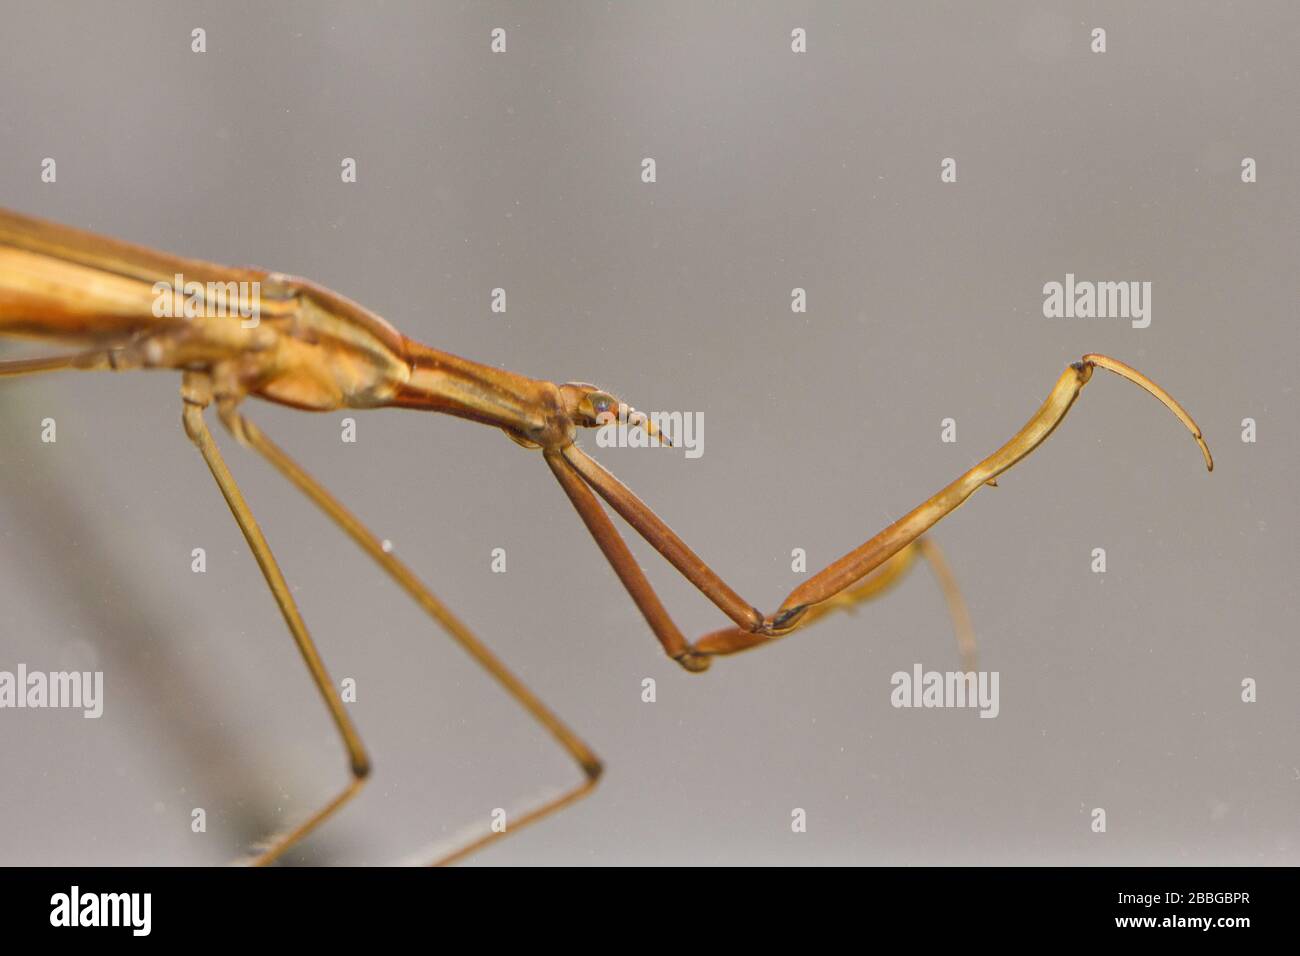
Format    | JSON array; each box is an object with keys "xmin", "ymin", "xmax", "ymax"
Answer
[{"xmin": 0, "ymin": 208, "xmax": 1213, "ymax": 865}]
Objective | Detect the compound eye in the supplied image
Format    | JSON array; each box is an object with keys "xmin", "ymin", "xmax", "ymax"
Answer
[{"xmin": 588, "ymin": 392, "xmax": 615, "ymax": 418}]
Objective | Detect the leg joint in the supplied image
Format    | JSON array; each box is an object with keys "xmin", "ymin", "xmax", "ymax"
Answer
[
  {"xmin": 767, "ymin": 604, "xmax": 807, "ymax": 635},
  {"xmin": 672, "ymin": 649, "xmax": 712, "ymax": 673}
]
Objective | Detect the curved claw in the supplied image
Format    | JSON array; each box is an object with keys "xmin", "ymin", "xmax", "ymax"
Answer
[{"xmin": 1082, "ymin": 353, "xmax": 1213, "ymax": 471}]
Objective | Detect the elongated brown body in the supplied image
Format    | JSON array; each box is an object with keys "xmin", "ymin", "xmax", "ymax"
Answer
[
  {"xmin": 0, "ymin": 205, "xmax": 1213, "ymax": 867},
  {"xmin": 0, "ymin": 207, "xmax": 562, "ymax": 443}
]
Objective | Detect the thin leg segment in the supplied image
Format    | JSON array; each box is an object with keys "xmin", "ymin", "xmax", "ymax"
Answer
[
  {"xmin": 0, "ymin": 348, "xmax": 123, "ymax": 377},
  {"xmin": 221, "ymin": 407, "xmax": 601, "ymax": 866},
  {"xmin": 0, "ymin": 353, "xmax": 82, "ymax": 376},
  {"xmin": 554, "ymin": 356, "xmax": 1210, "ymax": 667},
  {"xmin": 180, "ymin": 373, "xmax": 369, "ymax": 866},
  {"xmin": 915, "ymin": 538, "xmax": 977, "ymax": 672},
  {"xmin": 545, "ymin": 449, "xmax": 706, "ymax": 670},
  {"xmin": 665, "ymin": 538, "xmax": 975, "ymax": 668},
  {"xmin": 773, "ymin": 356, "xmax": 1209, "ymax": 629}
]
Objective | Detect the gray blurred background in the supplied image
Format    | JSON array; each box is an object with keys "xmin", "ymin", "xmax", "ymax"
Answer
[{"xmin": 0, "ymin": 1, "xmax": 1295, "ymax": 865}]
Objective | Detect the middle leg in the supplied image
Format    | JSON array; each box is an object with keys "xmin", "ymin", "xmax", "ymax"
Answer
[
  {"xmin": 221, "ymin": 407, "xmax": 603, "ymax": 865},
  {"xmin": 181, "ymin": 373, "xmax": 369, "ymax": 866}
]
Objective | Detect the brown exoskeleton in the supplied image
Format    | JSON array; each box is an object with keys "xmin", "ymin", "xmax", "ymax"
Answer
[{"xmin": 0, "ymin": 207, "xmax": 1213, "ymax": 864}]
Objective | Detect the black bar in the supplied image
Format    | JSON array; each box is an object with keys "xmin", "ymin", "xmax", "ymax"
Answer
[{"xmin": 0, "ymin": 866, "xmax": 1281, "ymax": 941}]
